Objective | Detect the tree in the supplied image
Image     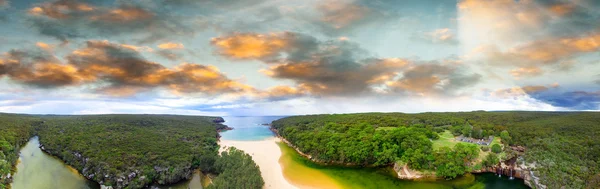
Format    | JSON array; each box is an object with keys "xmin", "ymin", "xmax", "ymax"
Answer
[
  {"xmin": 461, "ymin": 126, "xmax": 472, "ymax": 137},
  {"xmin": 482, "ymin": 153, "xmax": 499, "ymax": 167},
  {"xmin": 481, "ymin": 145, "xmax": 489, "ymax": 152},
  {"xmin": 500, "ymin": 130, "xmax": 511, "ymax": 144},
  {"xmin": 491, "ymin": 144, "xmax": 502, "ymax": 153}
]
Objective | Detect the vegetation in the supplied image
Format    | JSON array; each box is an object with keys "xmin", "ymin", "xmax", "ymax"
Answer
[
  {"xmin": 208, "ymin": 147, "xmax": 264, "ymax": 189},
  {"xmin": 272, "ymin": 114, "xmax": 478, "ymax": 179},
  {"xmin": 0, "ymin": 114, "xmax": 38, "ymax": 189},
  {"xmin": 278, "ymin": 141, "xmax": 527, "ymax": 189},
  {"xmin": 272, "ymin": 112, "xmax": 600, "ymax": 188},
  {"xmin": 0, "ymin": 114, "xmax": 263, "ymax": 189},
  {"xmin": 491, "ymin": 144, "xmax": 502, "ymax": 153},
  {"xmin": 34, "ymin": 115, "xmax": 227, "ymax": 188}
]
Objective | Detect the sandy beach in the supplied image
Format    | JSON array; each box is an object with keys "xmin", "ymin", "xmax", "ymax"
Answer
[{"xmin": 220, "ymin": 137, "xmax": 298, "ymax": 189}]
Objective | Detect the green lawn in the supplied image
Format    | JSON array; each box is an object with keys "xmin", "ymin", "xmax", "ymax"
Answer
[
  {"xmin": 432, "ymin": 131, "xmax": 506, "ymax": 162},
  {"xmin": 432, "ymin": 130, "xmax": 458, "ymax": 150}
]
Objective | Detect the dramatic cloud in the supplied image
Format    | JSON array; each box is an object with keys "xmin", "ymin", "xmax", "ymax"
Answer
[
  {"xmin": 213, "ymin": 32, "xmax": 480, "ymax": 96},
  {"xmin": 385, "ymin": 64, "xmax": 481, "ymax": 95},
  {"xmin": 27, "ymin": 0, "xmax": 193, "ymax": 43},
  {"xmin": 0, "ymin": 41, "xmax": 253, "ymax": 96},
  {"xmin": 211, "ymin": 32, "xmax": 318, "ymax": 62},
  {"xmin": 262, "ymin": 58, "xmax": 410, "ymax": 96},
  {"xmin": 0, "ymin": 49, "xmax": 86, "ymax": 87}
]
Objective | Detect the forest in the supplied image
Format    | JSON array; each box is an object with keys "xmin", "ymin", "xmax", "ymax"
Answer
[
  {"xmin": 0, "ymin": 114, "xmax": 38, "ymax": 189},
  {"xmin": 271, "ymin": 111, "xmax": 600, "ymax": 188},
  {"xmin": 208, "ymin": 147, "xmax": 264, "ymax": 189},
  {"xmin": 0, "ymin": 114, "xmax": 264, "ymax": 189}
]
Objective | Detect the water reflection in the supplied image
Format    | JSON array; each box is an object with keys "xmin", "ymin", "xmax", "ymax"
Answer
[{"xmin": 11, "ymin": 136, "xmax": 99, "ymax": 189}]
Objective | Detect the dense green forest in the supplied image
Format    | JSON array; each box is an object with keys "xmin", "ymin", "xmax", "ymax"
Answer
[
  {"xmin": 208, "ymin": 147, "xmax": 264, "ymax": 189},
  {"xmin": 271, "ymin": 111, "xmax": 600, "ymax": 188},
  {"xmin": 35, "ymin": 115, "xmax": 226, "ymax": 188},
  {"xmin": 0, "ymin": 114, "xmax": 38, "ymax": 188},
  {"xmin": 0, "ymin": 114, "xmax": 264, "ymax": 189}
]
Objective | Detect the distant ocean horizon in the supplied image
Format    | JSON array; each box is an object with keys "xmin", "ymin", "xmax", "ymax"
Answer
[{"xmin": 219, "ymin": 116, "xmax": 288, "ymax": 141}]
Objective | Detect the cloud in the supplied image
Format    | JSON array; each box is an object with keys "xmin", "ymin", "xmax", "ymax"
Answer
[
  {"xmin": 489, "ymin": 83, "xmax": 600, "ymax": 110},
  {"xmin": 531, "ymin": 90, "xmax": 600, "ymax": 110},
  {"xmin": 156, "ymin": 50, "xmax": 182, "ymax": 61},
  {"xmin": 412, "ymin": 28, "xmax": 458, "ymax": 45},
  {"xmin": 211, "ymin": 32, "xmax": 319, "ymax": 62},
  {"xmin": 0, "ymin": 41, "xmax": 253, "ymax": 96},
  {"xmin": 510, "ymin": 67, "xmax": 543, "ymax": 78},
  {"xmin": 458, "ymin": 0, "xmax": 600, "ymax": 41},
  {"xmin": 27, "ymin": 0, "xmax": 194, "ymax": 43},
  {"xmin": 0, "ymin": 49, "xmax": 87, "ymax": 87},
  {"xmin": 385, "ymin": 63, "xmax": 481, "ymax": 95},
  {"xmin": 213, "ymin": 32, "xmax": 480, "ymax": 97},
  {"xmin": 158, "ymin": 42, "xmax": 184, "ymax": 50},
  {"xmin": 491, "ymin": 85, "xmax": 550, "ymax": 98},
  {"xmin": 472, "ymin": 32, "xmax": 600, "ymax": 77},
  {"xmin": 316, "ymin": 0, "xmax": 370, "ymax": 29}
]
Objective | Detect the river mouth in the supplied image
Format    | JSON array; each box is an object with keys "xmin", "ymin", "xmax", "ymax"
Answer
[{"xmin": 11, "ymin": 117, "xmax": 530, "ymax": 189}]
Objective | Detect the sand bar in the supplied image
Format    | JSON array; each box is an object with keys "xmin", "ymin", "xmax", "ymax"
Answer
[{"xmin": 220, "ymin": 137, "xmax": 298, "ymax": 189}]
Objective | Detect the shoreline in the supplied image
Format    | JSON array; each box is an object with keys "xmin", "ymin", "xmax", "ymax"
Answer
[
  {"xmin": 271, "ymin": 127, "xmax": 534, "ymax": 188},
  {"xmin": 219, "ymin": 137, "xmax": 297, "ymax": 189}
]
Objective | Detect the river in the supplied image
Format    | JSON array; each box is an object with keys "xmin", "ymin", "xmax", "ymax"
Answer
[
  {"xmin": 10, "ymin": 136, "xmax": 99, "ymax": 189},
  {"xmin": 10, "ymin": 116, "xmax": 530, "ymax": 189}
]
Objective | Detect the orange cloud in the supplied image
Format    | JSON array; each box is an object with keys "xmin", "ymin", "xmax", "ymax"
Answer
[
  {"xmin": 158, "ymin": 42, "xmax": 184, "ymax": 50},
  {"xmin": 510, "ymin": 67, "xmax": 543, "ymax": 78},
  {"xmin": 211, "ymin": 33, "xmax": 289, "ymax": 60},
  {"xmin": 36, "ymin": 42, "xmax": 54, "ymax": 51},
  {"xmin": 28, "ymin": 0, "xmax": 95, "ymax": 19},
  {"xmin": 0, "ymin": 41, "xmax": 260, "ymax": 97}
]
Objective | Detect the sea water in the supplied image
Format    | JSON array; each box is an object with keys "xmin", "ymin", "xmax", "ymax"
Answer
[{"xmin": 219, "ymin": 116, "xmax": 287, "ymax": 141}]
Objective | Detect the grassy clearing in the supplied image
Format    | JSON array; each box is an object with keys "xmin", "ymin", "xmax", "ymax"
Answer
[
  {"xmin": 432, "ymin": 131, "xmax": 507, "ymax": 162},
  {"xmin": 432, "ymin": 130, "xmax": 458, "ymax": 150}
]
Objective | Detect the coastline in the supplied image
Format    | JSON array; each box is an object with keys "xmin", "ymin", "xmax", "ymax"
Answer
[{"xmin": 219, "ymin": 137, "xmax": 297, "ymax": 189}]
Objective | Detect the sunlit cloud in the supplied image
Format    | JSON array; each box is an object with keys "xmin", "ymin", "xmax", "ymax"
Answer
[{"xmin": 158, "ymin": 42, "xmax": 185, "ymax": 50}]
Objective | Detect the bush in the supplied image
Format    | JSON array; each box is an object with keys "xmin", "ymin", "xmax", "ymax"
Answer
[
  {"xmin": 491, "ymin": 144, "xmax": 502, "ymax": 153},
  {"xmin": 481, "ymin": 146, "xmax": 489, "ymax": 152}
]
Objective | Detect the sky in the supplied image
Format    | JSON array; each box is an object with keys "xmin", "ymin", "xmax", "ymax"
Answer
[{"xmin": 0, "ymin": 0, "xmax": 599, "ymax": 116}]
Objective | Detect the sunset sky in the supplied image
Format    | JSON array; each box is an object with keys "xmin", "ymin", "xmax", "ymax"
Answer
[{"xmin": 0, "ymin": 0, "xmax": 599, "ymax": 115}]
